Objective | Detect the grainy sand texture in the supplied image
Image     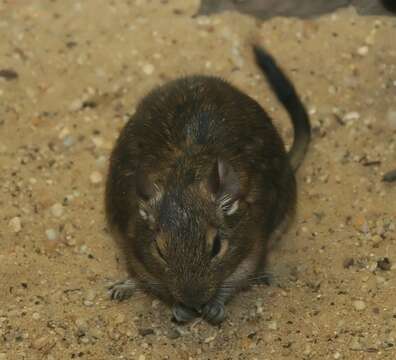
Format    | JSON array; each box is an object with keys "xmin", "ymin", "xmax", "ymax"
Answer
[{"xmin": 1, "ymin": 1, "xmax": 395, "ymax": 359}]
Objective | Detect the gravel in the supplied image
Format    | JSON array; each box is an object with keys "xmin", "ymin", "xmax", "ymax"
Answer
[{"xmin": 8, "ymin": 217, "xmax": 22, "ymax": 233}]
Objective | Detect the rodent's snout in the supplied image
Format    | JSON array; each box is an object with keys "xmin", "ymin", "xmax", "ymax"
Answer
[{"xmin": 175, "ymin": 286, "xmax": 212, "ymax": 312}]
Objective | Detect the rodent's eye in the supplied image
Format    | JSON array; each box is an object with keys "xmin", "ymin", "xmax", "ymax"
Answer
[{"xmin": 211, "ymin": 233, "xmax": 221, "ymax": 258}]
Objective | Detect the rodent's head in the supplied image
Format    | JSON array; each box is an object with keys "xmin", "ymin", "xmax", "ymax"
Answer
[{"xmin": 133, "ymin": 158, "xmax": 251, "ymax": 310}]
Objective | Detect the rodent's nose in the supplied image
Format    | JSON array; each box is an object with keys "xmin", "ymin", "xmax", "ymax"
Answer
[{"xmin": 178, "ymin": 287, "xmax": 208, "ymax": 311}]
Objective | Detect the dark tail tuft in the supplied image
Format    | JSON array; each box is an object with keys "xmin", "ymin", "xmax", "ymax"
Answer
[{"xmin": 252, "ymin": 45, "xmax": 311, "ymax": 171}]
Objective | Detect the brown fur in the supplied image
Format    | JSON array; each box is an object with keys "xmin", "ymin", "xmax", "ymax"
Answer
[{"xmin": 105, "ymin": 46, "xmax": 310, "ymax": 324}]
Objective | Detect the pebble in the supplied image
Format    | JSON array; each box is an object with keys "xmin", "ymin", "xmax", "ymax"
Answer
[
  {"xmin": 350, "ymin": 337, "xmax": 363, "ymax": 350},
  {"xmin": 114, "ymin": 313, "xmax": 126, "ymax": 325},
  {"xmin": 138, "ymin": 355, "xmax": 146, "ymax": 360},
  {"xmin": 32, "ymin": 336, "xmax": 50, "ymax": 350},
  {"xmin": 45, "ymin": 228, "xmax": 59, "ymax": 241},
  {"xmin": 138, "ymin": 328, "xmax": 154, "ymax": 337},
  {"xmin": 142, "ymin": 63, "xmax": 154, "ymax": 75},
  {"xmin": 89, "ymin": 171, "xmax": 102, "ymax": 184},
  {"xmin": 353, "ymin": 214, "xmax": 369, "ymax": 233},
  {"xmin": 9, "ymin": 216, "xmax": 22, "ymax": 233},
  {"xmin": 333, "ymin": 352, "xmax": 342, "ymax": 359},
  {"xmin": 357, "ymin": 46, "xmax": 369, "ymax": 56},
  {"xmin": 51, "ymin": 203, "xmax": 64, "ymax": 217},
  {"xmin": 377, "ymin": 257, "xmax": 391, "ymax": 271},
  {"xmin": 353, "ymin": 300, "xmax": 366, "ymax": 311},
  {"xmin": 69, "ymin": 99, "xmax": 83, "ymax": 112},
  {"xmin": 204, "ymin": 335, "xmax": 217, "ymax": 343},
  {"xmin": 343, "ymin": 112, "xmax": 360, "ymax": 121},
  {"xmin": 63, "ymin": 135, "xmax": 76, "ymax": 147},
  {"xmin": 85, "ymin": 289, "xmax": 96, "ymax": 301},
  {"xmin": 267, "ymin": 321, "xmax": 278, "ymax": 330}
]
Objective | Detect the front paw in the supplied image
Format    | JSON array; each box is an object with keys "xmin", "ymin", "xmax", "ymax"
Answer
[
  {"xmin": 108, "ymin": 278, "xmax": 136, "ymax": 301},
  {"xmin": 172, "ymin": 304, "xmax": 199, "ymax": 324},
  {"xmin": 202, "ymin": 300, "xmax": 225, "ymax": 325}
]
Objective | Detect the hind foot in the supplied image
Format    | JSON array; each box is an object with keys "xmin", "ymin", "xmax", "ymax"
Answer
[{"xmin": 108, "ymin": 278, "xmax": 137, "ymax": 301}]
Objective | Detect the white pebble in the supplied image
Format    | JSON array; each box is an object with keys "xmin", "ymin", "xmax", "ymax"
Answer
[
  {"xmin": 357, "ymin": 46, "xmax": 369, "ymax": 56},
  {"xmin": 334, "ymin": 352, "xmax": 342, "ymax": 359},
  {"xmin": 353, "ymin": 300, "xmax": 366, "ymax": 311},
  {"xmin": 142, "ymin": 64, "xmax": 154, "ymax": 75},
  {"xmin": 46, "ymin": 228, "xmax": 59, "ymax": 241},
  {"xmin": 343, "ymin": 112, "xmax": 360, "ymax": 121},
  {"xmin": 138, "ymin": 355, "xmax": 146, "ymax": 360},
  {"xmin": 90, "ymin": 171, "xmax": 103, "ymax": 184},
  {"xmin": 267, "ymin": 320, "xmax": 278, "ymax": 330},
  {"xmin": 51, "ymin": 203, "xmax": 64, "ymax": 217},
  {"xmin": 9, "ymin": 217, "xmax": 22, "ymax": 233}
]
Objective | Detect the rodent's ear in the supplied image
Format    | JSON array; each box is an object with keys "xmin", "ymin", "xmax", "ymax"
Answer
[
  {"xmin": 136, "ymin": 167, "xmax": 155, "ymax": 200},
  {"xmin": 208, "ymin": 159, "xmax": 241, "ymax": 215}
]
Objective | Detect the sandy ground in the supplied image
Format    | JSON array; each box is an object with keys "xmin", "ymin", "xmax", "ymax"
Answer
[{"xmin": 1, "ymin": 1, "xmax": 396, "ymax": 359}]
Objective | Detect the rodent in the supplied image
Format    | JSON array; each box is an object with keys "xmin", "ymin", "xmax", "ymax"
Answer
[{"xmin": 105, "ymin": 45, "xmax": 311, "ymax": 325}]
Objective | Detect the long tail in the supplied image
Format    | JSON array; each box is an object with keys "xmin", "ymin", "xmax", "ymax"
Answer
[{"xmin": 253, "ymin": 45, "xmax": 311, "ymax": 171}]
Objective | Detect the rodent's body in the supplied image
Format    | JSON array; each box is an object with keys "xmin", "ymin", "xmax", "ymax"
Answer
[{"xmin": 106, "ymin": 46, "xmax": 310, "ymax": 324}]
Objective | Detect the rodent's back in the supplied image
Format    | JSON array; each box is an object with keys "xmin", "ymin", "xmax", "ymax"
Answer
[{"xmin": 106, "ymin": 75, "xmax": 293, "ymax": 239}]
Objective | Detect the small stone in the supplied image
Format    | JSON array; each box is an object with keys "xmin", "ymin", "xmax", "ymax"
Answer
[
  {"xmin": 75, "ymin": 318, "xmax": 88, "ymax": 331},
  {"xmin": 90, "ymin": 328, "xmax": 102, "ymax": 339},
  {"xmin": 357, "ymin": 46, "xmax": 369, "ymax": 56},
  {"xmin": 32, "ymin": 336, "xmax": 50, "ymax": 350},
  {"xmin": 69, "ymin": 99, "xmax": 82, "ymax": 111},
  {"xmin": 138, "ymin": 355, "xmax": 146, "ymax": 360},
  {"xmin": 353, "ymin": 300, "xmax": 366, "ymax": 311},
  {"xmin": 333, "ymin": 352, "xmax": 342, "ymax": 359},
  {"xmin": 114, "ymin": 313, "xmax": 125, "ymax": 325},
  {"xmin": 0, "ymin": 69, "xmax": 18, "ymax": 80},
  {"xmin": 377, "ymin": 257, "xmax": 391, "ymax": 271},
  {"xmin": 371, "ymin": 235, "xmax": 382, "ymax": 245},
  {"xmin": 151, "ymin": 299, "xmax": 160, "ymax": 309},
  {"xmin": 343, "ymin": 257, "xmax": 354, "ymax": 269},
  {"xmin": 89, "ymin": 171, "xmax": 102, "ymax": 184},
  {"xmin": 303, "ymin": 345, "xmax": 312, "ymax": 356},
  {"xmin": 9, "ymin": 217, "xmax": 22, "ymax": 233},
  {"xmin": 204, "ymin": 335, "xmax": 216, "ymax": 343},
  {"xmin": 63, "ymin": 135, "xmax": 76, "ymax": 147},
  {"xmin": 80, "ymin": 336, "xmax": 90, "ymax": 344},
  {"xmin": 45, "ymin": 228, "xmax": 59, "ymax": 241},
  {"xmin": 343, "ymin": 112, "xmax": 360, "ymax": 121},
  {"xmin": 353, "ymin": 214, "xmax": 368, "ymax": 233},
  {"xmin": 142, "ymin": 64, "xmax": 154, "ymax": 75},
  {"xmin": 267, "ymin": 320, "xmax": 277, "ymax": 330},
  {"xmin": 51, "ymin": 203, "xmax": 64, "ymax": 217},
  {"xmin": 138, "ymin": 328, "xmax": 154, "ymax": 337},
  {"xmin": 32, "ymin": 312, "xmax": 40, "ymax": 320},
  {"xmin": 350, "ymin": 337, "xmax": 363, "ymax": 350},
  {"xmin": 85, "ymin": 289, "xmax": 96, "ymax": 301}
]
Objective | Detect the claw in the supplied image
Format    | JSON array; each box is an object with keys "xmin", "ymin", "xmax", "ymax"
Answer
[
  {"xmin": 108, "ymin": 278, "xmax": 136, "ymax": 301},
  {"xmin": 172, "ymin": 304, "xmax": 199, "ymax": 324}
]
